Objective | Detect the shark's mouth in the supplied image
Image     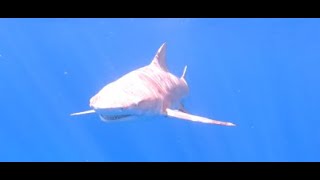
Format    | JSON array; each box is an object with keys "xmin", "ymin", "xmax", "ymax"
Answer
[{"xmin": 101, "ymin": 114, "xmax": 132, "ymax": 120}]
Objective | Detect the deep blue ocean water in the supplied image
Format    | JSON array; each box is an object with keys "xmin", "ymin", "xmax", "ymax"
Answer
[{"xmin": 0, "ymin": 18, "xmax": 319, "ymax": 162}]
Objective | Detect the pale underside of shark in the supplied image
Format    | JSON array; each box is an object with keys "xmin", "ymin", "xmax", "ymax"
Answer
[{"xmin": 71, "ymin": 43, "xmax": 236, "ymax": 126}]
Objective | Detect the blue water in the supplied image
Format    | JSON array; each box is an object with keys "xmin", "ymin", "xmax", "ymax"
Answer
[{"xmin": 0, "ymin": 18, "xmax": 319, "ymax": 162}]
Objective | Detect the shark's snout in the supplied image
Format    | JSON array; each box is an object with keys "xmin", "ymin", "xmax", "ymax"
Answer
[
  {"xmin": 90, "ymin": 94, "xmax": 129, "ymax": 110},
  {"xmin": 89, "ymin": 95, "xmax": 136, "ymax": 121}
]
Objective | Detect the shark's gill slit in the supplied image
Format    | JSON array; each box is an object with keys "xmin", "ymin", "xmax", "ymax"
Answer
[{"xmin": 101, "ymin": 114, "xmax": 131, "ymax": 120}]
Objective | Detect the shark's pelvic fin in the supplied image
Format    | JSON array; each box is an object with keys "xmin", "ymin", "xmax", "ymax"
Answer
[
  {"xmin": 151, "ymin": 42, "xmax": 168, "ymax": 72},
  {"xmin": 70, "ymin": 109, "xmax": 95, "ymax": 116},
  {"xmin": 165, "ymin": 108, "xmax": 236, "ymax": 126}
]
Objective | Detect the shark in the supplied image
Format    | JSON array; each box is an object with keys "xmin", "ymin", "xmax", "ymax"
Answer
[{"xmin": 70, "ymin": 43, "xmax": 236, "ymax": 126}]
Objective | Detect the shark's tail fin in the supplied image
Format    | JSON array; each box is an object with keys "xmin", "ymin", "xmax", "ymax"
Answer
[{"xmin": 181, "ymin": 65, "xmax": 187, "ymax": 80}]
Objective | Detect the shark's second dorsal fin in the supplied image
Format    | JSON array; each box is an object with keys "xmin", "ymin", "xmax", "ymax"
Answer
[
  {"xmin": 181, "ymin": 65, "xmax": 187, "ymax": 80},
  {"xmin": 151, "ymin": 42, "xmax": 168, "ymax": 72}
]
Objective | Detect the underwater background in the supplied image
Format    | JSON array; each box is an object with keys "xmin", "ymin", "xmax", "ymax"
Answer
[{"xmin": 0, "ymin": 18, "xmax": 319, "ymax": 162}]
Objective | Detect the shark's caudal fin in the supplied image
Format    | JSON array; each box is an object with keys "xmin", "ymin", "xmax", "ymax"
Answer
[
  {"xmin": 165, "ymin": 108, "xmax": 235, "ymax": 126},
  {"xmin": 70, "ymin": 109, "xmax": 95, "ymax": 116},
  {"xmin": 151, "ymin": 42, "xmax": 168, "ymax": 72}
]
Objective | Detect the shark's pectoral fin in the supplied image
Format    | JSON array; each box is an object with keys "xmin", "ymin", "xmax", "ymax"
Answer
[
  {"xmin": 165, "ymin": 108, "xmax": 236, "ymax": 126},
  {"xmin": 70, "ymin": 109, "xmax": 95, "ymax": 116}
]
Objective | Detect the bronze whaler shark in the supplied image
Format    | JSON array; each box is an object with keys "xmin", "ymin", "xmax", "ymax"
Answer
[{"xmin": 71, "ymin": 43, "xmax": 235, "ymax": 126}]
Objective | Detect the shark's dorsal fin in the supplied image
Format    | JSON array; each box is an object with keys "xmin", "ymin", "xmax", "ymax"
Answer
[{"xmin": 151, "ymin": 43, "xmax": 168, "ymax": 72}]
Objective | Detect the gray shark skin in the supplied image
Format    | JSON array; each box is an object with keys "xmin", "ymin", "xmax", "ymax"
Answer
[{"xmin": 71, "ymin": 43, "xmax": 236, "ymax": 126}]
